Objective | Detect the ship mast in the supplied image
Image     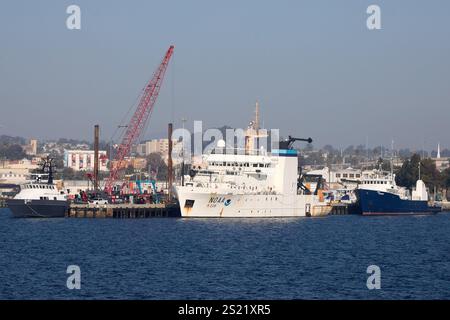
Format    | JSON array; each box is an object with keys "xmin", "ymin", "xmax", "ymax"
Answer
[
  {"xmin": 255, "ymin": 100, "xmax": 259, "ymax": 131},
  {"xmin": 245, "ymin": 101, "xmax": 265, "ymax": 154}
]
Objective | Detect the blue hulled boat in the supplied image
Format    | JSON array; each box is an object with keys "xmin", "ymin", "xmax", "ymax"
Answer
[{"xmin": 356, "ymin": 170, "xmax": 441, "ymax": 216}]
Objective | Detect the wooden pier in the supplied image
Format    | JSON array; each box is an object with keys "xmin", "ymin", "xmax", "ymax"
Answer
[
  {"xmin": 435, "ymin": 201, "xmax": 450, "ymax": 211},
  {"xmin": 310, "ymin": 203, "xmax": 359, "ymax": 217},
  {"xmin": 67, "ymin": 203, "xmax": 180, "ymax": 218}
]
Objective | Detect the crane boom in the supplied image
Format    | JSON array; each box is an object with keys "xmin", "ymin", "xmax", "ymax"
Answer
[{"xmin": 105, "ymin": 46, "xmax": 174, "ymax": 194}]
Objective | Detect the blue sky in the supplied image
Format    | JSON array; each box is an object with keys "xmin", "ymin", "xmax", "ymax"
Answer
[{"xmin": 0, "ymin": 0, "xmax": 449, "ymax": 150}]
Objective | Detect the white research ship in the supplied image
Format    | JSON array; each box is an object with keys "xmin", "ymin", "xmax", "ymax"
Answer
[{"xmin": 174, "ymin": 104, "xmax": 326, "ymax": 218}]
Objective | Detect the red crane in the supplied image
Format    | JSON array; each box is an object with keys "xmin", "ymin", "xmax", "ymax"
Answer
[{"xmin": 105, "ymin": 45, "xmax": 174, "ymax": 194}]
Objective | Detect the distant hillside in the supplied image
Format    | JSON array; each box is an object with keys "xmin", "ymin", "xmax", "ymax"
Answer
[{"xmin": 0, "ymin": 135, "xmax": 26, "ymax": 146}]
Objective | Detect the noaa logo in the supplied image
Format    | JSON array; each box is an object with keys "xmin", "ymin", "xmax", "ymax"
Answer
[{"xmin": 224, "ymin": 199, "xmax": 232, "ymax": 206}]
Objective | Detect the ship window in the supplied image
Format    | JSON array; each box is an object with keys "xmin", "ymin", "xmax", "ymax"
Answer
[
  {"xmin": 259, "ymin": 164, "xmax": 264, "ymax": 167},
  {"xmin": 253, "ymin": 164, "xmax": 258, "ymax": 167},
  {"xmin": 356, "ymin": 174, "xmax": 361, "ymax": 178},
  {"xmin": 54, "ymin": 197, "xmax": 57, "ymax": 200},
  {"xmin": 349, "ymin": 174, "xmax": 354, "ymax": 178},
  {"xmin": 184, "ymin": 199, "xmax": 195, "ymax": 208},
  {"xmin": 343, "ymin": 174, "xmax": 348, "ymax": 178}
]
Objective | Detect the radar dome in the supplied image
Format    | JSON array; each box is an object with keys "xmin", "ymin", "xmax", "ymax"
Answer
[{"xmin": 217, "ymin": 140, "xmax": 226, "ymax": 148}]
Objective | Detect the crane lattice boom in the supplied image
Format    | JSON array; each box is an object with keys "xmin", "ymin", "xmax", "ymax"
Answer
[{"xmin": 105, "ymin": 46, "xmax": 174, "ymax": 194}]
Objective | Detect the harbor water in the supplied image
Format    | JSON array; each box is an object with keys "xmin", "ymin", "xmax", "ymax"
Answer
[{"xmin": 0, "ymin": 208, "xmax": 449, "ymax": 299}]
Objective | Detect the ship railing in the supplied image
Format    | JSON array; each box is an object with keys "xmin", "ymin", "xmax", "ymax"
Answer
[{"xmin": 211, "ymin": 148, "xmax": 267, "ymax": 156}]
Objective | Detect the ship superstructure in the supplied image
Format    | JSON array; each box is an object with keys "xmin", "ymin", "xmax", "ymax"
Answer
[{"xmin": 175, "ymin": 103, "xmax": 326, "ymax": 217}]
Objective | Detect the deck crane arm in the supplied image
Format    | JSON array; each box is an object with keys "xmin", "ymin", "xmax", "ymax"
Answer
[{"xmin": 279, "ymin": 136, "xmax": 313, "ymax": 150}]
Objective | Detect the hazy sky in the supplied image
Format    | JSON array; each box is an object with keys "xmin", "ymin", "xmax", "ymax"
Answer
[{"xmin": 0, "ymin": 0, "xmax": 449, "ymax": 150}]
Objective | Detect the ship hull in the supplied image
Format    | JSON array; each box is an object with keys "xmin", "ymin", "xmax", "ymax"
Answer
[
  {"xmin": 356, "ymin": 189, "xmax": 441, "ymax": 216},
  {"xmin": 6, "ymin": 199, "xmax": 68, "ymax": 218},
  {"xmin": 175, "ymin": 187, "xmax": 321, "ymax": 218}
]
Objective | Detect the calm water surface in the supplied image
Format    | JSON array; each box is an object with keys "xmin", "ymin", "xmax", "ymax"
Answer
[{"xmin": 1, "ymin": 208, "xmax": 449, "ymax": 299}]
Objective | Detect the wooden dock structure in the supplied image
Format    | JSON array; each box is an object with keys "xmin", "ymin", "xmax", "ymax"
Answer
[
  {"xmin": 67, "ymin": 203, "xmax": 180, "ymax": 218},
  {"xmin": 309, "ymin": 203, "xmax": 359, "ymax": 217}
]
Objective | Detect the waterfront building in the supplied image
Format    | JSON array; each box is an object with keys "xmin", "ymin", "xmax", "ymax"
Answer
[
  {"xmin": 64, "ymin": 150, "xmax": 108, "ymax": 172},
  {"xmin": 305, "ymin": 167, "xmax": 362, "ymax": 189},
  {"xmin": 22, "ymin": 139, "xmax": 38, "ymax": 156},
  {"xmin": 433, "ymin": 143, "xmax": 449, "ymax": 172}
]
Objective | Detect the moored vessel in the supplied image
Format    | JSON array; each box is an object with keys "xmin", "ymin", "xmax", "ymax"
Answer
[
  {"xmin": 7, "ymin": 158, "xmax": 68, "ymax": 218},
  {"xmin": 355, "ymin": 169, "xmax": 441, "ymax": 216},
  {"xmin": 174, "ymin": 103, "xmax": 328, "ymax": 218}
]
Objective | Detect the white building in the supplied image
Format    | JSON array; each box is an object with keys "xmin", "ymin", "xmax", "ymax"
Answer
[
  {"xmin": 64, "ymin": 150, "xmax": 108, "ymax": 172},
  {"xmin": 306, "ymin": 167, "xmax": 361, "ymax": 184},
  {"xmin": 137, "ymin": 139, "xmax": 183, "ymax": 164},
  {"xmin": 0, "ymin": 158, "xmax": 40, "ymax": 183}
]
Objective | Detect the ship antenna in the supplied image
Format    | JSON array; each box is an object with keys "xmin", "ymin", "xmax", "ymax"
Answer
[
  {"xmin": 47, "ymin": 157, "xmax": 54, "ymax": 184},
  {"xmin": 390, "ymin": 139, "xmax": 394, "ymax": 178},
  {"xmin": 418, "ymin": 161, "xmax": 421, "ymax": 181},
  {"xmin": 255, "ymin": 100, "xmax": 259, "ymax": 131}
]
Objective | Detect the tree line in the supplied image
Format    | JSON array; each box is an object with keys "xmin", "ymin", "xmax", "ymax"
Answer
[{"xmin": 396, "ymin": 154, "xmax": 450, "ymax": 199}]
